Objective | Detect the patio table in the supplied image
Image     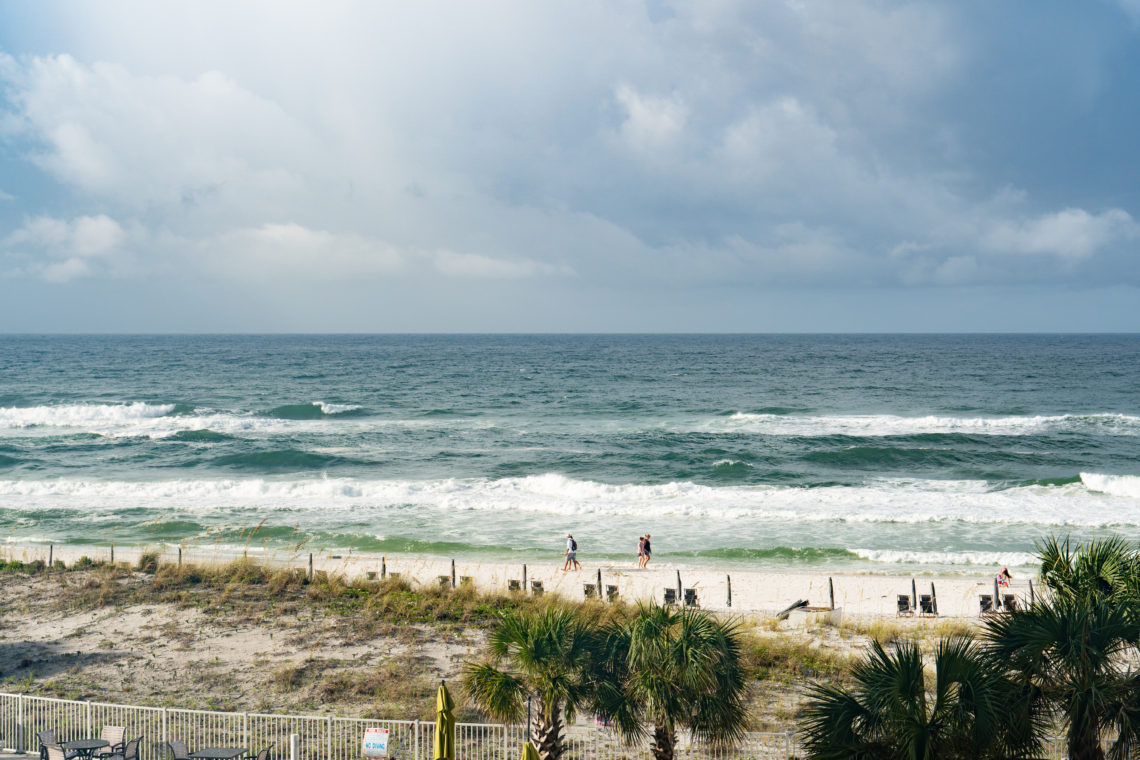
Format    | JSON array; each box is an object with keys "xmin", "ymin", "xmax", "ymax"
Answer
[
  {"xmin": 189, "ymin": 749, "xmax": 248, "ymax": 760},
  {"xmin": 60, "ymin": 740, "xmax": 110, "ymax": 760}
]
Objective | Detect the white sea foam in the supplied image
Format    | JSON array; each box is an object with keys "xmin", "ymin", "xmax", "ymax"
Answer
[
  {"xmin": 0, "ymin": 472, "xmax": 1135, "ymax": 526},
  {"xmin": 707, "ymin": 412, "xmax": 1140, "ymax": 437},
  {"xmin": 1081, "ymin": 472, "xmax": 1140, "ymax": 499},
  {"xmin": 852, "ymin": 548, "xmax": 1040, "ymax": 568},
  {"xmin": 0, "ymin": 403, "xmax": 175, "ymax": 429},
  {"xmin": 314, "ymin": 401, "xmax": 361, "ymax": 415}
]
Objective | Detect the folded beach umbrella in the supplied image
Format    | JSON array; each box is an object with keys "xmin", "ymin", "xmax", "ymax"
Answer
[
  {"xmin": 433, "ymin": 680, "xmax": 456, "ymax": 760},
  {"xmin": 519, "ymin": 740, "xmax": 541, "ymax": 760}
]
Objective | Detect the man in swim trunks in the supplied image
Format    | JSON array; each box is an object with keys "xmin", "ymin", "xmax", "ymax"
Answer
[
  {"xmin": 640, "ymin": 533, "xmax": 652, "ymax": 568},
  {"xmin": 563, "ymin": 534, "xmax": 580, "ymax": 571}
]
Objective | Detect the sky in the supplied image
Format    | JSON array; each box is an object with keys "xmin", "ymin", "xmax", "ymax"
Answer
[{"xmin": 0, "ymin": 0, "xmax": 1138, "ymax": 332}]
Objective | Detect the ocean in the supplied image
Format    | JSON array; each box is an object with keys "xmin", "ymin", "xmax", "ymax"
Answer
[{"xmin": 1, "ymin": 334, "xmax": 1137, "ymax": 574}]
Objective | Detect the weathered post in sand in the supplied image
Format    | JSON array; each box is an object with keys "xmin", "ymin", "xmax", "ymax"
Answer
[
  {"xmin": 596, "ymin": 569, "xmax": 602, "ymax": 599},
  {"xmin": 178, "ymin": 547, "xmax": 182, "ymax": 567},
  {"xmin": 381, "ymin": 556, "xmax": 387, "ymax": 579},
  {"xmin": 1029, "ymin": 578, "xmax": 1035, "ymax": 605},
  {"xmin": 931, "ymin": 582, "xmax": 938, "ymax": 615},
  {"xmin": 829, "ymin": 577, "xmax": 835, "ymax": 610},
  {"xmin": 522, "ymin": 563, "xmax": 527, "ymax": 592},
  {"xmin": 308, "ymin": 552, "xmax": 313, "ymax": 582},
  {"xmin": 726, "ymin": 575, "xmax": 732, "ymax": 608},
  {"xmin": 994, "ymin": 577, "xmax": 1001, "ymax": 610},
  {"xmin": 911, "ymin": 578, "xmax": 917, "ymax": 610},
  {"xmin": 48, "ymin": 544, "xmax": 53, "ymax": 567},
  {"xmin": 110, "ymin": 543, "xmax": 115, "ymax": 564},
  {"xmin": 676, "ymin": 570, "xmax": 683, "ymax": 606},
  {"xmin": 451, "ymin": 559, "xmax": 456, "ymax": 588}
]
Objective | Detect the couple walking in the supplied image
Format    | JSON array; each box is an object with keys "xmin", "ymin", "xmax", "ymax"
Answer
[{"xmin": 637, "ymin": 533, "xmax": 652, "ymax": 568}]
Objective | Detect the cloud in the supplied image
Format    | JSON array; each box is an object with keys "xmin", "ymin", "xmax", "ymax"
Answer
[
  {"xmin": 433, "ymin": 250, "xmax": 573, "ymax": 279},
  {"xmin": 208, "ymin": 223, "xmax": 404, "ymax": 281},
  {"xmin": 4, "ymin": 213, "xmax": 128, "ymax": 281},
  {"xmin": 983, "ymin": 208, "xmax": 1137, "ymax": 259}
]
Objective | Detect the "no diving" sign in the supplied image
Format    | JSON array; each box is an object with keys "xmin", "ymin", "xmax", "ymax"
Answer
[{"xmin": 362, "ymin": 727, "xmax": 390, "ymax": 758}]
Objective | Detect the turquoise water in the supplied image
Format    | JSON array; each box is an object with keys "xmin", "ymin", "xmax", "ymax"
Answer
[{"xmin": 1, "ymin": 334, "xmax": 1138, "ymax": 573}]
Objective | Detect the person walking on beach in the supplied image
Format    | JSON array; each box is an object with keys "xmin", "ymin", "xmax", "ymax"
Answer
[
  {"xmin": 563, "ymin": 534, "xmax": 580, "ymax": 571},
  {"xmin": 636, "ymin": 535, "xmax": 646, "ymax": 568},
  {"xmin": 640, "ymin": 533, "xmax": 652, "ymax": 569}
]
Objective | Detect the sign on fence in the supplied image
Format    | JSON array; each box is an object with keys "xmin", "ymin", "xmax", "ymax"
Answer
[{"xmin": 362, "ymin": 727, "xmax": 390, "ymax": 758}]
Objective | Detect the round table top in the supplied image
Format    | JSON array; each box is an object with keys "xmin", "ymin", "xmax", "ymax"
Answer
[{"xmin": 60, "ymin": 740, "xmax": 110, "ymax": 750}]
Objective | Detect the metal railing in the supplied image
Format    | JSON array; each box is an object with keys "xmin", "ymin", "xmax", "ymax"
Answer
[
  {"xmin": 0, "ymin": 693, "xmax": 805, "ymax": 759},
  {"xmin": 1, "ymin": 692, "xmax": 1083, "ymax": 759}
]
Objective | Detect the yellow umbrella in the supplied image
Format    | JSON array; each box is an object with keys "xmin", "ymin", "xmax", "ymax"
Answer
[
  {"xmin": 433, "ymin": 681, "xmax": 456, "ymax": 760},
  {"xmin": 520, "ymin": 740, "xmax": 540, "ymax": 760}
]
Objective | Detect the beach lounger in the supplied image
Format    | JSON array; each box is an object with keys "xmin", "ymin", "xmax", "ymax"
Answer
[
  {"xmin": 437, "ymin": 575, "xmax": 451, "ymax": 587},
  {"xmin": 606, "ymin": 585, "xmax": 619, "ymax": 602},
  {"xmin": 979, "ymin": 594, "xmax": 994, "ymax": 614},
  {"xmin": 460, "ymin": 576, "xmax": 473, "ymax": 586},
  {"xmin": 530, "ymin": 580, "xmax": 544, "ymax": 596},
  {"xmin": 507, "ymin": 579, "xmax": 521, "ymax": 592},
  {"xmin": 897, "ymin": 594, "xmax": 914, "ymax": 616},
  {"xmin": 663, "ymin": 588, "xmax": 677, "ymax": 605},
  {"xmin": 684, "ymin": 588, "xmax": 699, "ymax": 608},
  {"xmin": 1003, "ymin": 594, "xmax": 1018, "ymax": 612},
  {"xmin": 584, "ymin": 583, "xmax": 597, "ymax": 599},
  {"xmin": 919, "ymin": 594, "xmax": 935, "ymax": 616}
]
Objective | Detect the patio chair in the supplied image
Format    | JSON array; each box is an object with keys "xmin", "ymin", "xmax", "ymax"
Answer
[
  {"xmin": 896, "ymin": 594, "xmax": 913, "ymax": 616},
  {"xmin": 247, "ymin": 742, "xmax": 274, "ymax": 760},
  {"xmin": 46, "ymin": 746, "xmax": 67, "ymax": 760},
  {"xmin": 38, "ymin": 731, "xmax": 78, "ymax": 760},
  {"xmin": 167, "ymin": 740, "xmax": 191, "ymax": 760},
  {"xmin": 106, "ymin": 736, "xmax": 141, "ymax": 760},
  {"xmin": 93, "ymin": 725, "xmax": 125, "ymax": 759}
]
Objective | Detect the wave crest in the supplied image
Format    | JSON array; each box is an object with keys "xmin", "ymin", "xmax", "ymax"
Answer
[{"xmin": 0, "ymin": 402, "xmax": 176, "ymax": 429}]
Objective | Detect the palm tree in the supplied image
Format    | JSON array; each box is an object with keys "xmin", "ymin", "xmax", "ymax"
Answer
[
  {"xmin": 594, "ymin": 604, "xmax": 749, "ymax": 760},
  {"xmin": 984, "ymin": 536, "xmax": 1140, "ymax": 760},
  {"xmin": 463, "ymin": 608, "xmax": 596, "ymax": 760},
  {"xmin": 800, "ymin": 636, "xmax": 1040, "ymax": 760}
]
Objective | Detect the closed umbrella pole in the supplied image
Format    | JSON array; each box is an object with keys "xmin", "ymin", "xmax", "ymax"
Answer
[{"xmin": 433, "ymin": 681, "xmax": 455, "ymax": 760}]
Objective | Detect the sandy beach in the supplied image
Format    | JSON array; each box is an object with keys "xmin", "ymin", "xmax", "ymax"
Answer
[{"xmin": 2, "ymin": 542, "xmax": 1032, "ymax": 621}]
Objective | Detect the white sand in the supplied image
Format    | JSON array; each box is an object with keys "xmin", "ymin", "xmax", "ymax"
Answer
[{"xmin": 2, "ymin": 542, "xmax": 1035, "ymax": 620}]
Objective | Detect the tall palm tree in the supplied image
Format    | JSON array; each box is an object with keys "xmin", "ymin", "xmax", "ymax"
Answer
[
  {"xmin": 594, "ymin": 604, "xmax": 749, "ymax": 760},
  {"xmin": 800, "ymin": 636, "xmax": 1040, "ymax": 760},
  {"xmin": 985, "ymin": 538, "xmax": 1140, "ymax": 760},
  {"xmin": 463, "ymin": 608, "xmax": 596, "ymax": 760}
]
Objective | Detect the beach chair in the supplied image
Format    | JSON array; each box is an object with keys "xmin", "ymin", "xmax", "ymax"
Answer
[
  {"xmin": 93, "ymin": 725, "xmax": 125, "ymax": 759},
  {"xmin": 684, "ymin": 588, "xmax": 699, "ymax": 608},
  {"xmin": 979, "ymin": 594, "xmax": 994, "ymax": 614},
  {"xmin": 919, "ymin": 595, "xmax": 935, "ymax": 616},
  {"xmin": 606, "ymin": 584, "xmax": 619, "ymax": 602},
  {"xmin": 1003, "ymin": 594, "xmax": 1018, "ymax": 612},
  {"xmin": 437, "ymin": 575, "xmax": 451, "ymax": 587},
  {"xmin": 897, "ymin": 594, "xmax": 913, "ymax": 616},
  {"xmin": 583, "ymin": 583, "xmax": 597, "ymax": 599},
  {"xmin": 460, "ymin": 576, "xmax": 473, "ymax": 587},
  {"xmin": 507, "ymin": 579, "xmax": 522, "ymax": 592},
  {"xmin": 166, "ymin": 740, "xmax": 191, "ymax": 760},
  {"xmin": 46, "ymin": 747, "xmax": 67, "ymax": 760},
  {"xmin": 664, "ymin": 588, "xmax": 677, "ymax": 606},
  {"xmin": 530, "ymin": 580, "xmax": 544, "ymax": 596}
]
